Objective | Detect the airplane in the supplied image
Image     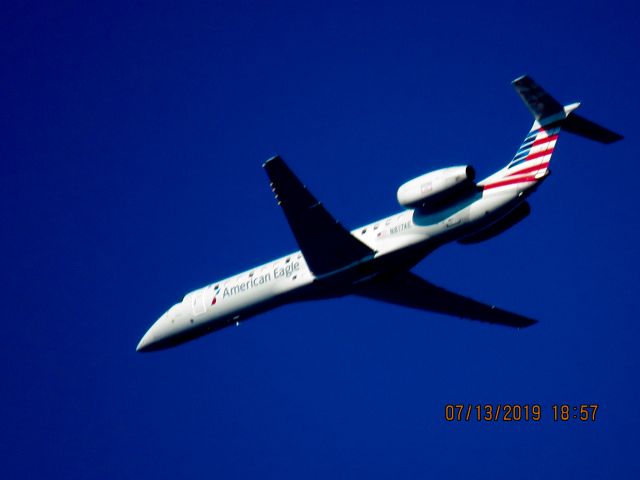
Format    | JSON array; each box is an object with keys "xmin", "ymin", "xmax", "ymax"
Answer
[{"xmin": 136, "ymin": 75, "xmax": 622, "ymax": 352}]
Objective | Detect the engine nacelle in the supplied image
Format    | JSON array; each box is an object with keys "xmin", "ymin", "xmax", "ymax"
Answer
[{"xmin": 397, "ymin": 165, "xmax": 476, "ymax": 209}]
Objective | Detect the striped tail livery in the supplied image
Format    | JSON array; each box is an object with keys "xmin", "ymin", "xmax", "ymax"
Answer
[{"xmin": 479, "ymin": 75, "xmax": 622, "ymax": 192}]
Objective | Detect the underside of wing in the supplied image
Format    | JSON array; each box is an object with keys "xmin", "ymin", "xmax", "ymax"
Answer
[
  {"xmin": 354, "ymin": 271, "xmax": 537, "ymax": 328},
  {"xmin": 263, "ymin": 156, "xmax": 375, "ymax": 277},
  {"xmin": 563, "ymin": 113, "xmax": 624, "ymax": 144}
]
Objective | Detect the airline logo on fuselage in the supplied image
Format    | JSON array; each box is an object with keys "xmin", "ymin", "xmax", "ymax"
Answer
[{"xmin": 221, "ymin": 261, "xmax": 301, "ymax": 299}]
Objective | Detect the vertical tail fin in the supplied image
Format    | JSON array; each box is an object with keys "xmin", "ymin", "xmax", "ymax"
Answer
[
  {"xmin": 512, "ymin": 75, "xmax": 565, "ymax": 122},
  {"xmin": 481, "ymin": 76, "xmax": 621, "ymax": 191},
  {"xmin": 507, "ymin": 76, "xmax": 621, "ymax": 176},
  {"xmin": 504, "ymin": 77, "xmax": 576, "ymax": 181},
  {"xmin": 513, "ymin": 75, "xmax": 622, "ymax": 143}
]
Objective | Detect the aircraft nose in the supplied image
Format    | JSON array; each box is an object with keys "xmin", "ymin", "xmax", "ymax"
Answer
[
  {"xmin": 136, "ymin": 304, "xmax": 186, "ymax": 352},
  {"xmin": 136, "ymin": 327, "xmax": 156, "ymax": 352},
  {"xmin": 136, "ymin": 313, "xmax": 169, "ymax": 352}
]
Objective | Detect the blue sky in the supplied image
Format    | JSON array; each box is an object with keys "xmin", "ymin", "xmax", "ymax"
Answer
[{"xmin": 2, "ymin": 1, "xmax": 639, "ymax": 478}]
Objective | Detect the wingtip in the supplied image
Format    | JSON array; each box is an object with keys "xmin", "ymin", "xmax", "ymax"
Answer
[
  {"xmin": 519, "ymin": 318, "xmax": 538, "ymax": 328},
  {"xmin": 607, "ymin": 133, "xmax": 624, "ymax": 143},
  {"xmin": 512, "ymin": 74, "xmax": 529, "ymax": 85},
  {"xmin": 263, "ymin": 154, "xmax": 281, "ymax": 168}
]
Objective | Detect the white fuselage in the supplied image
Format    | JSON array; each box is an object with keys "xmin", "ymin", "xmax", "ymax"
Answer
[
  {"xmin": 137, "ymin": 76, "xmax": 623, "ymax": 352},
  {"xmin": 136, "ymin": 176, "xmax": 539, "ymax": 351}
]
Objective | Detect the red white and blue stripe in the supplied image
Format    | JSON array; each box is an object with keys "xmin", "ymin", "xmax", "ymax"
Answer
[{"xmin": 482, "ymin": 126, "xmax": 560, "ymax": 190}]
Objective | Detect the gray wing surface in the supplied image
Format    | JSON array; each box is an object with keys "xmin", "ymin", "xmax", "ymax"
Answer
[
  {"xmin": 263, "ymin": 155, "xmax": 375, "ymax": 277},
  {"xmin": 513, "ymin": 75, "xmax": 623, "ymax": 143},
  {"xmin": 563, "ymin": 114, "xmax": 624, "ymax": 144},
  {"xmin": 354, "ymin": 271, "xmax": 537, "ymax": 328}
]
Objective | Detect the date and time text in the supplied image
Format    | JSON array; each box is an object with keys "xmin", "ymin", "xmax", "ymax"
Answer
[{"xmin": 444, "ymin": 404, "xmax": 599, "ymax": 422}]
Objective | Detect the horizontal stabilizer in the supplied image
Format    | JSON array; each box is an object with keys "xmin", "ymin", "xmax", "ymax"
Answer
[
  {"xmin": 354, "ymin": 271, "xmax": 537, "ymax": 328},
  {"xmin": 563, "ymin": 113, "xmax": 623, "ymax": 144},
  {"xmin": 513, "ymin": 74, "xmax": 623, "ymax": 143},
  {"xmin": 264, "ymin": 156, "xmax": 375, "ymax": 277}
]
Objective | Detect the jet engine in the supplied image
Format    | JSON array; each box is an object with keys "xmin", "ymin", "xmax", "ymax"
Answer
[{"xmin": 397, "ymin": 166, "xmax": 476, "ymax": 209}]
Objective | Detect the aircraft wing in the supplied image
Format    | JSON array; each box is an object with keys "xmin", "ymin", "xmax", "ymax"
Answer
[
  {"xmin": 354, "ymin": 271, "xmax": 537, "ymax": 328},
  {"xmin": 263, "ymin": 155, "xmax": 375, "ymax": 277}
]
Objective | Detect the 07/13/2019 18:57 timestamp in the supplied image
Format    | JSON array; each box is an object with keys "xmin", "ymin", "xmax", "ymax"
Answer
[{"xmin": 444, "ymin": 404, "xmax": 599, "ymax": 422}]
